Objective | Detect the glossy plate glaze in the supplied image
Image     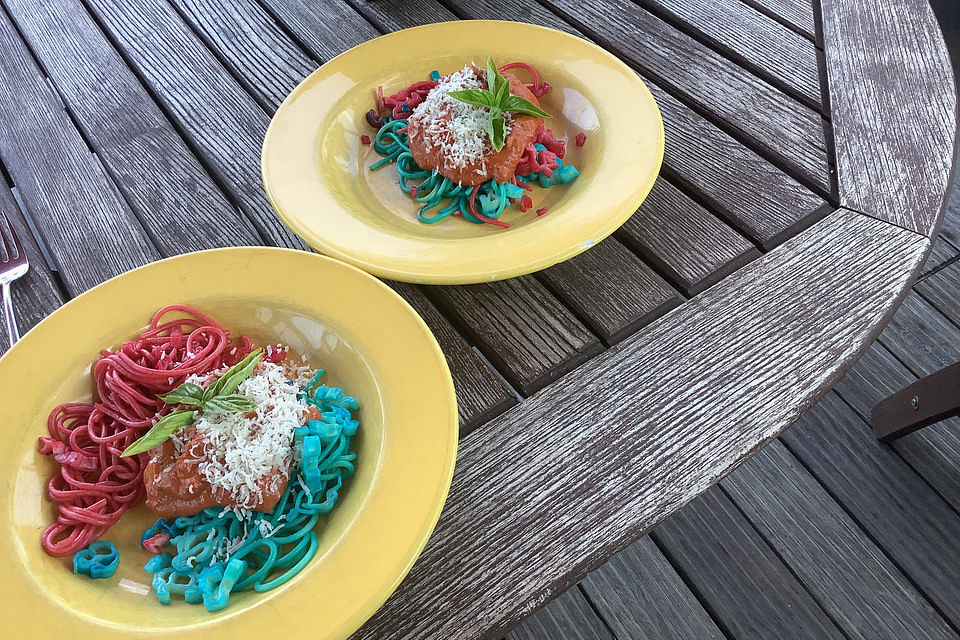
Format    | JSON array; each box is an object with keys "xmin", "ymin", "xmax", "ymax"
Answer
[
  {"xmin": 262, "ymin": 20, "xmax": 664, "ymax": 284},
  {"xmin": 0, "ymin": 248, "xmax": 457, "ymax": 640}
]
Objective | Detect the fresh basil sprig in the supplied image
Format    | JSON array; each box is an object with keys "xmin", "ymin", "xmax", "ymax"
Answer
[
  {"xmin": 121, "ymin": 409, "xmax": 197, "ymax": 457},
  {"xmin": 447, "ymin": 56, "xmax": 551, "ymax": 152},
  {"xmin": 120, "ymin": 348, "xmax": 264, "ymax": 457}
]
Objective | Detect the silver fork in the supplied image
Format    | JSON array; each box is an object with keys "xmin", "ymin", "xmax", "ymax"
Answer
[{"xmin": 0, "ymin": 212, "xmax": 29, "ymax": 347}]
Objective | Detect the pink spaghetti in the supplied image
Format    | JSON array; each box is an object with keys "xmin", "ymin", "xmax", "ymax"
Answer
[{"xmin": 37, "ymin": 305, "xmax": 257, "ymax": 557}]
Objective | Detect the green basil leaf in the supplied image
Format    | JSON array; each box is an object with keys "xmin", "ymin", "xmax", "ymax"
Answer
[
  {"xmin": 487, "ymin": 56, "xmax": 508, "ymax": 97},
  {"xmin": 203, "ymin": 348, "xmax": 263, "ymax": 400},
  {"xmin": 502, "ymin": 96, "xmax": 551, "ymax": 118},
  {"xmin": 121, "ymin": 410, "xmax": 197, "ymax": 457},
  {"xmin": 495, "ymin": 79, "xmax": 510, "ymax": 105},
  {"xmin": 204, "ymin": 394, "xmax": 257, "ymax": 414},
  {"xmin": 490, "ymin": 112, "xmax": 506, "ymax": 152},
  {"xmin": 446, "ymin": 89, "xmax": 497, "ymax": 108},
  {"xmin": 159, "ymin": 382, "xmax": 205, "ymax": 407}
]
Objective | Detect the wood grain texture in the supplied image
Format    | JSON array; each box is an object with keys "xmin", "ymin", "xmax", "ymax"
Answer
[
  {"xmin": 506, "ymin": 587, "xmax": 612, "ymax": 640},
  {"xmin": 3, "ymin": 0, "xmax": 257, "ymax": 255},
  {"xmin": 833, "ymin": 326, "xmax": 960, "ymax": 515},
  {"xmin": 917, "ymin": 250, "xmax": 960, "ymax": 328},
  {"xmin": 652, "ymin": 487, "xmax": 843, "ymax": 639},
  {"xmin": 868, "ymin": 279, "xmax": 960, "ymax": 512},
  {"xmin": 538, "ymin": 238, "xmax": 681, "ymax": 345},
  {"xmin": 936, "ymin": 179, "xmax": 960, "ymax": 248},
  {"xmin": 745, "ymin": 0, "xmax": 817, "ymax": 40},
  {"xmin": 641, "ymin": 0, "xmax": 822, "ymax": 109},
  {"xmin": 783, "ymin": 391, "xmax": 960, "ymax": 629},
  {"xmin": 538, "ymin": 0, "xmax": 831, "ymax": 193},
  {"xmin": 256, "ymin": 0, "xmax": 378, "ymax": 62},
  {"xmin": 347, "ymin": 0, "xmax": 455, "ymax": 30},
  {"xmin": 0, "ymin": 186, "xmax": 63, "ymax": 351},
  {"xmin": 353, "ymin": 209, "xmax": 929, "ymax": 640},
  {"xmin": 0, "ymin": 6, "xmax": 155, "ymax": 295},
  {"xmin": 652, "ymin": 85, "xmax": 828, "ymax": 249},
  {"xmin": 82, "ymin": 0, "xmax": 306, "ymax": 249},
  {"xmin": 388, "ymin": 281, "xmax": 515, "ymax": 434},
  {"xmin": 425, "ymin": 277, "xmax": 603, "ymax": 395},
  {"xmin": 437, "ymin": 0, "xmax": 829, "ymax": 250},
  {"xmin": 616, "ymin": 178, "xmax": 758, "ymax": 295},
  {"xmin": 722, "ymin": 440, "xmax": 958, "ymax": 640},
  {"xmin": 920, "ymin": 236, "xmax": 959, "ymax": 276},
  {"xmin": 822, "ymin": 0, "xmax": 957, "ymax": 236},
  {"xmin": 877, "ymin": 291, "xmax": 960, "ymax": 375},
  {"xmin": 170, "ymin": 0, "xmax": 316, "ymax": 110},
  {"xmin": 579, "ymin": 536, "xmax": 725, "ymax": 639}
]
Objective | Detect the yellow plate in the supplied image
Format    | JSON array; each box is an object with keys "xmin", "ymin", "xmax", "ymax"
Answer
[
  {"xmin": 262, "ymin": 20, "xmax": 664, "ymax": 284},
  {"xmin": 0, "ymin": 248, "xmax": 457, "ymax": 639}
]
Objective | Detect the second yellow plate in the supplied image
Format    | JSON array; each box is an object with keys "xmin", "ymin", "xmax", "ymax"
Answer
[{"xmin": 262, "ymin": 20, "xmax": 664, "ymax": 284}]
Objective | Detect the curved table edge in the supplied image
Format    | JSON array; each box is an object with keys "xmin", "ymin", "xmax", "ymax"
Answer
[{"xmin": 353, "ymin": 207, "xmax": 931, "ymax": 640}]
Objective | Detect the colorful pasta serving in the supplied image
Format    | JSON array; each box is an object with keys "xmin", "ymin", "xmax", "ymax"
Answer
[
  {"xmin": 37, "ymin": 305, "xmax": 359, "ymax": 612},
  {"xmin": 366, "ymin": 57, "xmax": 585, "ymax": 228}
]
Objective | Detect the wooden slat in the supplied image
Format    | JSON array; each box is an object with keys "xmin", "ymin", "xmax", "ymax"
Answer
[
  {"xmin": 833, "ymin": 334, "xmax": 960, "ymax": 514},
  {"xmin": 877, "ymin": 292, "xmax": 960, "ymax": 374},
  {"xmin": 348, "ymin": 0, "xmax": 454, "ymax": 30},
  {"xmin": 642, "ymin": 0, "xmax": 822, "ymax": 109},
  {"xmin": 4, "ymin": 0, "xmax": 257, "ymax": 256},
  {"xmin": 580, "ymin": 536, "xmax": 725, "ymax": 639},
  {"xmin": 652, "ymin": 487, "xmax": 843, "ymax": 639},
  {"xmin": 920, "ymin": 236, "xmax": 959, "ymax": 276},
  {"xmin": 171, "ymin": 0, "xmax": 315, "ymax": 109},
  {"xmin": 616, "ymin": 178, "xmax": 758, "ymax": 295},
  {"xmin": 873, "ymin": 280, "xmax": 960, "ymax": 511},
  {"xmin": 353, "ymin": 209, "xmax": 929, "ymax": 639},
  {"xmin": 437, "ymin": 0, "xmax": 829, "ymax": 250},
  {"xmin": 782, "ymin": 391, "xmax": 960, "ymax": 629},
  {"xmin": 507, "ymin": 587, "xmax": 612, "ymax": 640},
  {"xmin": 538, "ymin": 0, "xmax": 831, "ymax": 194},
  {"xmin": 745, "ymin": 0, "xmax": 817, "ymax": 41},
  {"xmin": 722, "ymin": 440, "xmax": 957, "ymax": 640},
  {"xmin": 653, "ymin": 86, "xmax": 829, "ymax": 249},
  {"xmin": 917, "ymin": 247, "xmax": 960, "ymax": 325},
  {"xmin": 389, "ymin": 282, "xmax": 515, "ymax": 434},
  {"xmin": 538, "ymin": 239, "xmax": 681, "ymax": 345},
  {"xmin": 425, "ymin": 277, "xmax": 602, "ymax": 395},
  {"xmin": 83, "ymin": 0, "xmax": 306, "ymax": 249},
  {"xmin": 936, "ymin": 180, "xmax": 960, "ymax": 248},
  {"xmin": 0, "ymin": 7, "xmax": 155, "ymax": 294},
  {"xmin": 0, "ymin": 185, "xmax": 63, "ymax": 350},
  {"xmin": 822, "ymin": 0, "xmax": 957, "ymax": 237},
  {"xmin": 256, "ymin": 0, "xmax": 379, "ymax": 62}
]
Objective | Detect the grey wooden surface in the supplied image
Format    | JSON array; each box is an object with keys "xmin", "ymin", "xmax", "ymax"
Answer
[
  {"xmin": 823, "ymin": 0, "xmax": 956, "ymax": 237},
  {"xmin": 354, "ymin": 209, "xmax": 930, "ymax": 640},
  {"xmin": 0, "ymin": 0, "xmax": 954, "ymax": 638}
]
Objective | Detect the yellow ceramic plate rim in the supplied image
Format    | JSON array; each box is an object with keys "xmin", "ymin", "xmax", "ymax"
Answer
[
  {"xmin": 262, "ymin": 20, "xmax": 664, "ymax": 284},
  {"xmin": 0, "ymin": 247, "xmax": 457, "ymax": 639}
]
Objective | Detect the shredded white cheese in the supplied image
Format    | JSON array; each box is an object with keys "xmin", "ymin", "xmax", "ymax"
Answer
[
  {"xmin": 408, "ymin": 65, "xmax": 509, "ymax": 175},
  {"xmin": 185, "ymin": 361, "xmax": 307, "ymax": 510}
]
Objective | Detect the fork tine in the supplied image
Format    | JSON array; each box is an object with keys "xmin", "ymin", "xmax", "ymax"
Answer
[
  {"xmin": 1, "ymin": 212, "xmax": 22, "ymax": 261},
  {"xmin": 0, "ymin": 213, "xmax": 10, "ymax": 262}
]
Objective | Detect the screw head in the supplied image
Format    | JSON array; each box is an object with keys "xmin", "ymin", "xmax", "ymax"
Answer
[{"xmin": 911, "ymin": 395, "xmax": 920, "ymax": 410}]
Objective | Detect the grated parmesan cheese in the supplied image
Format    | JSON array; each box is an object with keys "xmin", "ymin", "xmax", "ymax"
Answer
[
  {"xmin": 408, "ymin": 65, "xmax": 509, "ymax": 176},
  {"xmin": 184, "ymin": 361, "xmax": 307, "ymax": 510}
]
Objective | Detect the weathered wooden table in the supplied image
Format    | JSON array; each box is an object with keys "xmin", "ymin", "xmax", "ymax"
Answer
[{"xmin": 0, "ymin": 0, "xmax": 955, "ymax": 637}]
